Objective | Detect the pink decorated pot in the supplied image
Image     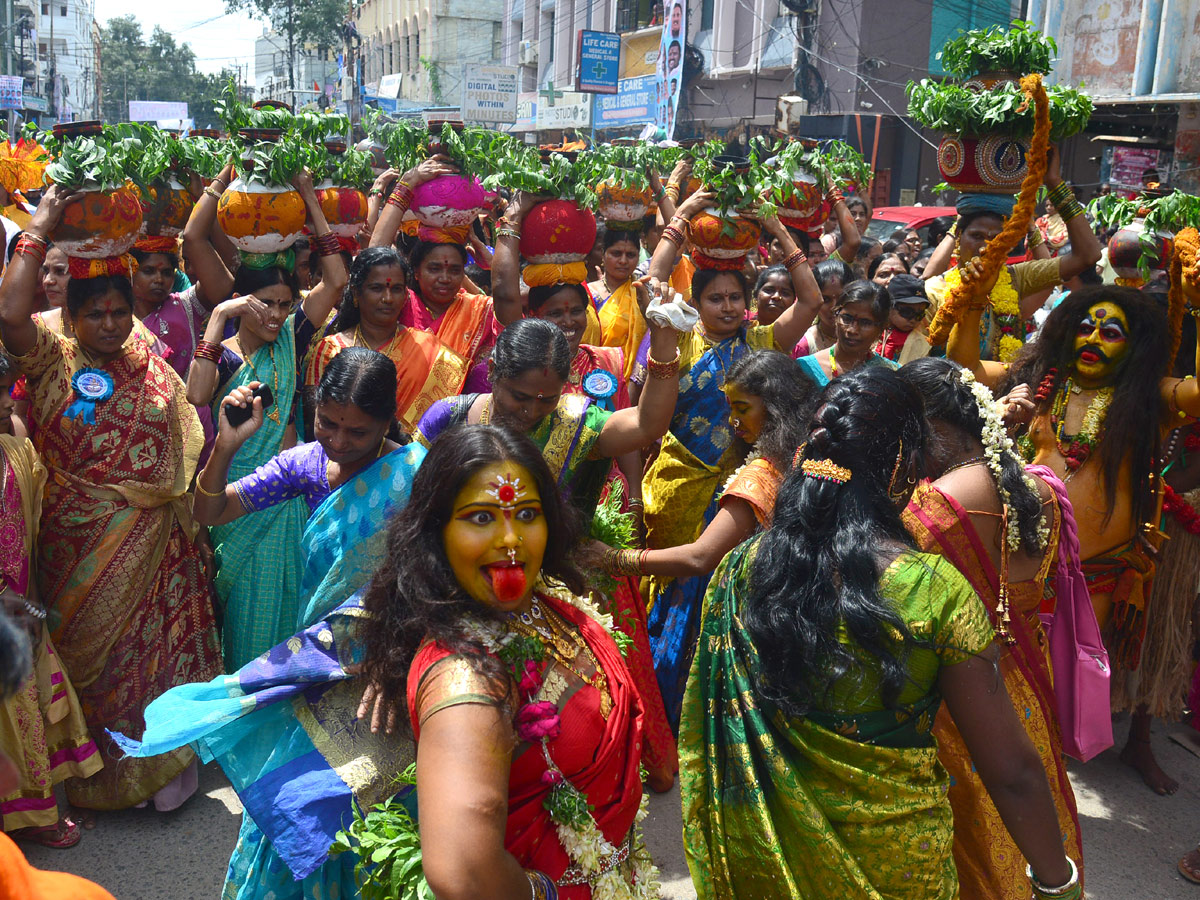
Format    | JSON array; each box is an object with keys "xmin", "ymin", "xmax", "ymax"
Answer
[
  {"xmin": 410, "ymin": 174, "xmax": 491, "ymax": 243},
  {"xmin": 937, "ymin": 134, "xmax": 1030, "ymax": 195}
]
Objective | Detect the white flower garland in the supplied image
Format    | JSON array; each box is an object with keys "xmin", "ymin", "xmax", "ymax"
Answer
[
  {"xmin": 958, "ymin": 368, "xmax": 1049, "ymax": 552},
  {"xmin": 460, "ymin": 579, "xmax": 661, "ymax": 899}
]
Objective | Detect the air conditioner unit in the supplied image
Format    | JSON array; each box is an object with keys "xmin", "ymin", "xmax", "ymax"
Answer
[
  {"xmin": 775, "ymin": 94, "xmax": 808, "ymax": 135},
  {"xmin": 519, "ymin": 40, "xmax": 538, "ymax": 66}
]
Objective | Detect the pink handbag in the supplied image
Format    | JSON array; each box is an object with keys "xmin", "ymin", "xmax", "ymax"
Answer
[{"xmin": 1028, "ymin": 465, "xmax": 1114, "ymax": 762}]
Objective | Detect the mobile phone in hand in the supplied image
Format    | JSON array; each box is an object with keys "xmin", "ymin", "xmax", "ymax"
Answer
[{"xmin": 224, "ymin": 385, "xmax": 275, "ymax": 427}]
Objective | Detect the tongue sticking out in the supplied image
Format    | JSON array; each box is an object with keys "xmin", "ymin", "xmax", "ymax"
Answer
[{"xmin": 492, "ymin": 565, "xmax": 528, "ymax": 603}]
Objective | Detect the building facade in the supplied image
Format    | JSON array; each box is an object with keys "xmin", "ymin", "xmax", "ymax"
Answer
[
  {"xmin": 353, "ymin": 0, "xmax": 505, "ymax": 108},
  {"xmin": 254, "ymin": 29, "xmax": 339, "ymax": 108},
  {"xmin": 33, "ymin": 0, "xmax": 98, "ymax": 122}
]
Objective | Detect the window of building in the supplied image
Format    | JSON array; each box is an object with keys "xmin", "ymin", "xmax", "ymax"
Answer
[
  {"xmin": 615, "ymin": 0, "xmax": 653, "ymax": 32},
  {"xmin": 701, "ymin": 0, "xmax": 714, "ymax": 30},
  {"xmin": 40, "ymin": 3, "xmax": 47, "ymax": 15},
  {"xmin": 547, "ymin": 12, "xmax": 554, "ymax": 62},
  {"xmin": 38, "ymin": 43, "xmax": 46, "ymax": 57},
  {"xmin": 60, "ymin": 5, "xmax": 66, "ymax": 15}
]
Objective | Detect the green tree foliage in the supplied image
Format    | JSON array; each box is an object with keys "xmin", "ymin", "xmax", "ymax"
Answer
[
  {"xmin": 99, "ymin": 16, "xmax": 240, "ymax": 127},
  {"xmin": 224, "ymin": 0, "xmax": 345, "ymax": 91}
]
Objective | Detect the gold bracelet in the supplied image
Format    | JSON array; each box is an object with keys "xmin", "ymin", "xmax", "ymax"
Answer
[
  {"xmin": 193, "ymin": 479, "xmax": 227, "ymax": 498},
  {"xmin": 646, "ymin": 350, "xmax": 681, "ymax": 380},
  {"xmin": 203, "ymin": 186, "xmax": 223, "ymax": 200}
]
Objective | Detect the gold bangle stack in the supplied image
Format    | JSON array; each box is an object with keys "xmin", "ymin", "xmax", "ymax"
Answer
[
  {"xmin": 604, "ymin": 547, "xmax": 646, "ymax": 577},
  {"xmin": 646, "ymin": 350, "xmax": 681, "ymax": 380}
]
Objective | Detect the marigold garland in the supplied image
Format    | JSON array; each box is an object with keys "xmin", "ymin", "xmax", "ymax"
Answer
[
  {"xmin": 943, "ymin": 266, "xmax": 1024, "ymax": 362},
  {"xmin": 1171, "ymin": 227, "xmax": 1200, "ymax": 365},
  {"xmin": 928, "ymin": 73, "xmax": 1051, "ymax": 347}
]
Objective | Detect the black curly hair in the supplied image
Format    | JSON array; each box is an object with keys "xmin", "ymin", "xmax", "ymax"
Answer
[
  {"xmin": 335, "ymin": 246, "xmax": 412, "ymax": 332},
  {"xmin": 724, "ymin": 349, "xmax": 815, "ymax": 470},
  {"xmin": 741, "ymin": 366, "xmax": 929, "ymax": 717},
  {"xmin": 1003, "ymin": 285, "xmax": 1168, "ymax": 529},
  {"xmin": 360, "ymin": 425, "xmax": 585, "ymax": 727},
  {"xmin": 899, "ymin": 357, "xmax": 1044, "ymax": 555}
]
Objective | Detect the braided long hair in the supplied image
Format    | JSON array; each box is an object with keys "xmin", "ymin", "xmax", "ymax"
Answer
[{"xmin": 741, "ymin": 366, "xmax": 929, "ymax": 716}]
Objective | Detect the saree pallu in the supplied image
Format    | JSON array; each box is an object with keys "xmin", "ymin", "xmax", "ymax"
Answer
[
  {"xmin": 596, "ymin": 281, "xmax": 646, "ymax": 380},
  {"xmin": 211, "ymin": 319, "xmax": 308, "ymax": 671},
  {"xmin": 680, "ymin": 543, "xmax": 960, "ymax": 900},
  {"xmin": 304, "ymin": 329, "xmax": 469, "ymax": 432},
  {"xmin": 296, "ymin": 443, "xmax": 426, "ymax": 628},
  {"xmin": 408, "ymin": 592, "xmax": 646, "ymax": 899},
  {"xmin": 644, "ymin": 327, "xmax": 772, "ymax": 730},
  {"xmin": 113, "ymin": 594, "xmax": 410, "ymax": 900},
  {"xmin": 904, "ymin": 481, "xmax": 1084, "ymax": 900},
  {"xmin": 15, "ymin": 326, "xmax": 220, "ymax": 810},
  {"xmin": 402, "ymin": 287, "xmax": 496, "ymax": 367},
  {"xmin": 0, "ymin": 435, "xmax": 101, "ymax": 830},
  {"xmin": 564, "ymin": 345, "xmax": 677, "ymax": 788}
]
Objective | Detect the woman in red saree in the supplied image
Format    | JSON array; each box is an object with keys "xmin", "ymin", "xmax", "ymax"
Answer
[
  {"xmin": 898, "ymin": 358, "xmax": 1083, "ymax": 900},
  {"xmin": 0, "ymin": 186, "xmax": 222, "ymax": 813},
  {"xmin": 362, "ymin": 425, "xmax": 656, "ymax": 899}
]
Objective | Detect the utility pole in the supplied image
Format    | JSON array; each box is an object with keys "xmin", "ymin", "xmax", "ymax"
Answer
[
  {"xmin": 47, "ymin": 0, "xmax": 54, "ymax": 121},
  {"xmin": 286, "ymin": 0, "xmax": 296, "ymax": 106}
]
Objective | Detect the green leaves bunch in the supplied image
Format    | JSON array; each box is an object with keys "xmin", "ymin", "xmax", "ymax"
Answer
[
  {"xmin": 173, "ymin": 135, "xmax": 228, "ymax": 180},
  {"xmin": 579, "ymin": 142, "xmax": 660, "ymax": 192},
  {"xmin": 1089, "ymin": 190, "xmax": 1200, "ymax": 276},
  {"xmin": 330, "ymin": 766, "xmax": 432, "ymax": 900},
  {"xmin": 481, "ymin": 146, "xmax": 597, "ymax": 210},
  {"xmin": 434, "ymin": 123, "xmax": 517, "ymax": 182},
  {"xmin": 34, "ymin": 125, "xmax": 130, "ymax": 192},
  {"xmin": 765, "ymin": 137, "xmax": 873, "ymax": 200},
  {"xmin": 907, "ymin": 79, "xmax": 1093, "ymax": 140},
  {"xmin": 373, "ymin": 117, "xmax": 428, "ymax": 172},
  {"xmin": 938, "ymin": 20, "xmax": 1057, "ymax": 79},
  {"xmin": 689, "ymin": 140, "xmax": 772, "ymax": 218}
]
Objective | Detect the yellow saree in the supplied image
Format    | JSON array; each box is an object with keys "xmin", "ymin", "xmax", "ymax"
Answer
[{"xmin": 595, "ymin": 280, "xmax": 647, "ymax": 380}]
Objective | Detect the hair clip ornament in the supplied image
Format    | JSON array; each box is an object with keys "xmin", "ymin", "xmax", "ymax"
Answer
[{"xmin": 801, "ymin": 458, "xmax": 852, "ymax": 484}]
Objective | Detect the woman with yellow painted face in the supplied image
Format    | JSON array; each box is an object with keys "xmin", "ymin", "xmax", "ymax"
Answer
[{"xmin": 359, "ymin": 425, "xmax": 657, "ymax": 898}]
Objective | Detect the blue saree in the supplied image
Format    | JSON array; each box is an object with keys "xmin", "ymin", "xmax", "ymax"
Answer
[{"xmin": 112, "ymin": 443, "xmax": 426, "ymax": 900}]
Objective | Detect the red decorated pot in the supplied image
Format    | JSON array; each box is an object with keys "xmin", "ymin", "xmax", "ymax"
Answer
[
  {"xmin": 777, "ymin": 166, "xmax": 828, "ymax": 236},
  {"xmin": 315, "ymin": 181, "xmax": 368, "ymax": 238},
  {"xmin": 937, "ymin": 134, "xmax": 1030, "ymax": 195},
  {"xmin": 216, "ymin": 178, "xmax": 307, "ymax": 254},
  {"xmin": 138, "ymin": 177, "xmax": 193, "ymax": 238},
  {"xmin": 1108, "ymin": 218, "xmax": 1173, "ymax": 280},
  {"xmin": 410, "ymin": 174, "xmax": 490, "ymax": 243},
  {"xmin": 520, "ymin": 199, "xmax": 597, "ymax": 264},
  {"xmin": 51, "ymin": 185, "xmax": 144, "ymax": 258},
  {"xmin": 688, "ymin": 208, "xmax": 761, "ymax": 269},
  {"xmin": 596, "ymin": 180, "xmax": 652, "ymax": 225}
]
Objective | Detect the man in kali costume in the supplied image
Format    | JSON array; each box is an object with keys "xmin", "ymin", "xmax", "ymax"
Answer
[{"xmin": 950, "ymin": 275, "xmax": 1200, "ymax": 795}]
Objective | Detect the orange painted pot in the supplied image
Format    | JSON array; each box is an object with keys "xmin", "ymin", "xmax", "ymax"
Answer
[
  {"xmin": 315, "ymin": 181, "xmax": 368, "ymax": 238},
  {"xmin": 51, "ymin": 185, "xmax": 144, "ymax": 258},
  {"xmin": 688, "ymin": 208, "xmax": 760, "ymax": 269},
  {"xmin": 596, "ymin": 180, "xmax": 652, "ymax": 224},
  {"xmin": 216, "ymin": 178, "xmax": 307, "ymax": 254},
  {"xmin": 777, "ymin": 166, "xmax": 827, "ymax": 236},
  {"xmin": 138, "ymin": 178, "xmax": 193, "ymax": 238}
]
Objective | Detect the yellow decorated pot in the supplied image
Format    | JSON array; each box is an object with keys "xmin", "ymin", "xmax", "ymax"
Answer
[
  {"xmin": 51, "ymin": 185, "xmax": 144, "ymax": 258},
  {"xmin": 688, "ymin": 208, "xmax": 760, "ymax": 269},
  {"xmin": 315, "ymin": 181, "xmax": 368, "ymax": 238},
  {"xmin": 216, "ymin": 178, "xmax": 307, "ymax": 254},
  {"xmin": 596, "ymin": 180, "xmax": 652, "ymax": 225},
  {"xmin": 138, "ymin": 178, "xmax": 193, "ymax": 238}
]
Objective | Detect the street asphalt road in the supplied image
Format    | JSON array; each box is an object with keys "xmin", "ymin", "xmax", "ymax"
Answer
[{"xmin": 20, "ymin": 714, "xmax": 1200, "ymax": 898}]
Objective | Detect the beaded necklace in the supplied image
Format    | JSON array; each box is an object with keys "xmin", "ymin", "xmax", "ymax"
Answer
[{"xmin": 1050, "ymin": 377, "xmax": 1113, "ymax": 473}]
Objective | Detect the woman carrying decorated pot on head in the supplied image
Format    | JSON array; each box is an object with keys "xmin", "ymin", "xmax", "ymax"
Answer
[
  {"xmin": 185, "ymin": 166, "xmax": 348, "ymax": 671},
  {"xmin": 0, "ymin": 184, "xmax": 222, "ymax": 815},
  {"xmin": 303, "ymin": 246, "xmax": 471, "ymax": 434},
  {"xmin": 639, "ymin": 181, "xmax": 823, "ymax": 730},
  {"xmin": 369, "ymin": 153, "xmax": 524, "ymax": 390}
]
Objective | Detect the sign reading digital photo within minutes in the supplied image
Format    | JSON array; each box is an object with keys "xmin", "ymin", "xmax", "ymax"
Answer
[
  {"xmin": 462, "ymin": 65, "xmax": 519, "ymax": 124},
  {"xmin": 576, "ymin": 30, "xmax": 622, "ymax": 94}
]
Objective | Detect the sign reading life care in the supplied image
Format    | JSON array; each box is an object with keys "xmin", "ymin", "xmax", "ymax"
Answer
[
  {"xmin": 462, "ymin": 65, "xmax": 519, "ymax": 124},
  {"xmin": 593, "ymin": 76, "xmax": 657, "ymax": 129},
  {"xmin": 576, "ymin": 30, "xmax": 621, "ymax": 94}
]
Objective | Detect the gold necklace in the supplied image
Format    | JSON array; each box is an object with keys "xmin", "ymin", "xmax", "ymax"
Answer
[
  {"xmin": 509, "ymin": 597, "xmax": 612, "ymax": 718},
  {"xmin": 233, "ymin": 335, "xmax": 282, "ymax": 424},
  {"xmin": 354, "ymin": 323, "xmax": 402, "ymax": 359}
]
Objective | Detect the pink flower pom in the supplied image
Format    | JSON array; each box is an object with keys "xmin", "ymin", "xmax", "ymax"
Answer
[
  {"xmin": 516, "ymin": 700, "xmax": 561, "ymax": 742},
  {"xmin": 540, "ymin": 769, "xmax": 564, "ymax": 786},
  {"xmin": 518, "ymin": 659, "xmax": 543, "ymax": 697}
]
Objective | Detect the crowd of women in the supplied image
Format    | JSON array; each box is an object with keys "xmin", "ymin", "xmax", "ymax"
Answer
[{"xmin": 1, "ymin": 130, "xmax": 1197, "ymax": 900}]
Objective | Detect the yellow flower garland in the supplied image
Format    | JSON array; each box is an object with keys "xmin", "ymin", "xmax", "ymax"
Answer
[
  {"xmin": 942, "ymin": 266, "xmax": 1024, "ymax": 362},
  {"xmin": 1172, "ymin": 227, "xmax": 1200, "ymax": 364}
]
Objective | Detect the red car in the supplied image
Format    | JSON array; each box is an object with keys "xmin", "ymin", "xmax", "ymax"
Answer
[{"xmin": 865, "ymin": 206, "xmax": 957, "ymax": 247}]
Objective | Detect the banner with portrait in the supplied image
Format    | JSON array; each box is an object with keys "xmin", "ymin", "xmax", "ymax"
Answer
[{"xmin": 655, "ymin": 0, "xmax": 686, "ymax": 140}]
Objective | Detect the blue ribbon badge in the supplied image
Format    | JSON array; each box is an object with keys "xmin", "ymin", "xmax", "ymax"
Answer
[
  {"xmin": 64, "ymin": 368, "xmax": 115, "ymax": 425},
  {"xmin": 583, "ymin": 369, "xmax": 618, "ymax": 403}
]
